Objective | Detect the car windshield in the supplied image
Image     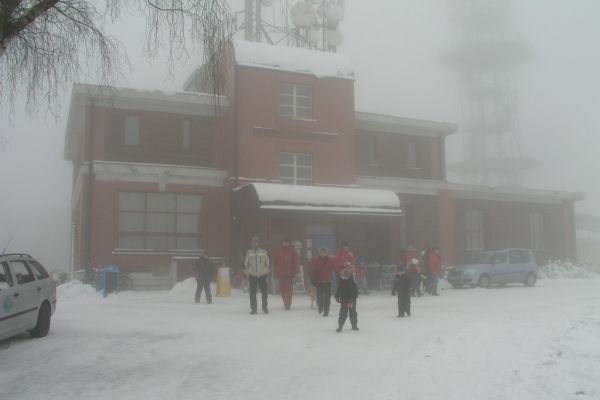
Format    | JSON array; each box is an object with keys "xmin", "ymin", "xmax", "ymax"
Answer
[{"xmin": 475, "ymin": 252, "xmax": 507, "ymax": 264}]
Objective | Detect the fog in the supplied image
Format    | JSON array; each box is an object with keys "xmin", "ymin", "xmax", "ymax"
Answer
[{"xmin": 1, "ymin": 0, "xmax": 599, "ymax": 272}]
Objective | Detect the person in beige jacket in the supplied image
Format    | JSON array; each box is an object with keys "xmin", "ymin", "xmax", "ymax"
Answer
[{"xmin": 244, "ymin": 236, "xmax": 270, "ymax": 314}]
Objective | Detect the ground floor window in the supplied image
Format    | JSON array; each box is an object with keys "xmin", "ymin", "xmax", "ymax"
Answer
[
  {"xmin": 465, "ymin": 209, "xmax": 484, "ymax": 250},
  {"xmin": 117, "ymin": 192, "xmax": 202, "ymax": 251},
  {"xmin": 530, "ymin": 212, "xmax": 544, "ymax": 251}
]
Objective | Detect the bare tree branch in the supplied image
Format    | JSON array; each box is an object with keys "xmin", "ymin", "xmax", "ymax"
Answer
[{"xmin": 0, "ymin": 0, "xmax": 233, "ymax": 115}]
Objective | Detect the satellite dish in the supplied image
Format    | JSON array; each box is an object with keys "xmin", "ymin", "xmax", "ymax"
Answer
[
  {"xmin": 326, "ymin": 29, "xmax": 344, "ymax": 47},
  {"xmin": 261, "ymin": 0, "xmax": 274, "ymax": 6},
  {"xmin": 308, "ymin": 28, "xmax": 321, "ymax": 44},
  {"xmin": 291, "ymin": 2, "xmax": 318, "ymax": 27},
  {"xmin": 325, "ymin": 4, "xmax": 345, "ymax": 23}
]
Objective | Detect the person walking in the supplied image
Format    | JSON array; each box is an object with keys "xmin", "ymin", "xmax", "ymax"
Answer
[
  {"xmin": 335, "ymin": 265, "xmax": 359, "ymax": 332},
  {"xmin": 274, "ymin": 237, "xmax": 300, "ymax": 310},
  {"xmin": 194, "ymin": 253, "xmax": 216, "ymax": 304},
  {"xmin": 391, "ymin": 266, "xmax": 412, "ymax": 317},
  {"xmin": 244, "ymin": 236, "xmax": 271, "ymax": 314},
  {"xmin": 310, "ymin": 247, "xmax": 336, "ymax": 317},
  {"xmin": 428, "ymin": 247, "xmax": 443, "ymax": 296},
  {"xmin": 420, "ymin": 245, "xmax": 432, "ymax": 294}
]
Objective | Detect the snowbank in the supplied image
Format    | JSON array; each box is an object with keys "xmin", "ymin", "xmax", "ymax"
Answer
[
  {"xmin": 57, "ymin": 279, "xmax": 100, "ymax": 302},
  {"xmin": 170, "ymin": 277, "xmax": 197, "ymax": 295},
  {"xmin": 538, "ymin": 261, "xmax": 600, "ymax": 279}
]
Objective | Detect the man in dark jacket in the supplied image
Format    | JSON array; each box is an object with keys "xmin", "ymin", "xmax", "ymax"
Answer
[
  {"xmin": 195, "ymin": 253, "xmax": 216, "ymax": 304},
  {"xmin": 392, "ymin": 267, "xmax": 412, "ymax": 317},
  {"xmin": 335, "ymin": 265, "xmax": 359, "ymax": 332}
]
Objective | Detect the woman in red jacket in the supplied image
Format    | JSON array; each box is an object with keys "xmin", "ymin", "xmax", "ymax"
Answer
[
  {"xmin": 428, "ymin": 247, "xmax": 443, "ymax": 296},
  {"xmin": 274, "ymin": 237, "xmax": 300, "ymax": 310},
  {"xmin": 310, "ymin": 247, "xmax": 336, "ymax": 317}
]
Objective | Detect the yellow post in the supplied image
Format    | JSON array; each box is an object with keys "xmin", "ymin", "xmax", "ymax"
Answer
[{"xmin": 216, "ymin": 262, "xmax": 231, "ymax": 297}]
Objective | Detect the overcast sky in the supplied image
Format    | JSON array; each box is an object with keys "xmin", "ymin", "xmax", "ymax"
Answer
[{"xmin": 1, "ymin": 0, "xmax": 598, "ymax": 271}]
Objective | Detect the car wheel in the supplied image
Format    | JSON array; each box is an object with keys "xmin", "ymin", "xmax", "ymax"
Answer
[
  {"xmin": 30, "ymin": 302, "xmax": 51, "ymax": 338},
  {"xmin": 451, "ymin": 284, "xmax": 463, "ymax": 289},
  {"xmin": 478, "ymin": 274, "xmax": 491, "ymax": 289},
  {"xmin": 524, "ymin": 273, "xmax": 537, "ymax": 287}
]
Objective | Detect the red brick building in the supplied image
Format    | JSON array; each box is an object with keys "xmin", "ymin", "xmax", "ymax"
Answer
[{"xmin": 65, "ymin": 41, "xmax": 583, "ymax": 288}]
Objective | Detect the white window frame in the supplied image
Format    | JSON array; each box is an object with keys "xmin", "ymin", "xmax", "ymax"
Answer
[
  {"xmin": 466, "ymin": 209, "xmax": 484, "ymax": 251},
  {"xmin": 124, "ymin": 115, "xmax": 141, "ymax": 146},
  {"xmin": 530, "ymin": 212, "xmax": 544, "ymax": 251},
  {"xmin": 279, "ymin": 83, "xmax": 312, "ymax": 120},
  {"xmin": 279, "ymin": 152, "xmax": 312, "ymax": 185}
]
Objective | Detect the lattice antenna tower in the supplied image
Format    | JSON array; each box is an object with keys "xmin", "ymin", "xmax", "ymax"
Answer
[
  {"xmin": 443, "ymin": 0, "xmax": 536, "ymax": 186},
  {"xmin": 234, "ymin": 0, "xmax": 346, "ymax": 52}
]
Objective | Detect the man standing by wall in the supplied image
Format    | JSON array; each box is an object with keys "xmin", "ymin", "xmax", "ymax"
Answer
[
  {"xmin": 244, "ymin": 236, "xmax": 271, "ymax": 314},
  {"xmin": 274, "ymin": 237, "xmax": 300, "ymax": 310},
  {"xmin": 194, "ymin": 253, "xmax": 216, "ymax": 304}
]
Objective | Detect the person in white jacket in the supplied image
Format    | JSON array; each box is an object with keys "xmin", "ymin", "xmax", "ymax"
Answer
[{"xmin": 244, "ymin": 236, "xmax": 270, "ymax": 314}]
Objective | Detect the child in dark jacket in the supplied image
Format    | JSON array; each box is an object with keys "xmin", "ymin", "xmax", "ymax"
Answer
[
  {"xmin": 335, "ymin": 265, "xmax": 359, "ymax": 332},
  {"xmin": 391, "ymin": 267, "xmax": 412, "ymax": 317}
]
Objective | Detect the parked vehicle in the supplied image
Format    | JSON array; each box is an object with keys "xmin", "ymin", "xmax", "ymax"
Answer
[
  {"xmin": 0, "ymin": 254, "xmax": 57, "ymax": 341},
  {"xmin": 447, "ymin": 249, "xmax": 537, "ymax": 289}
]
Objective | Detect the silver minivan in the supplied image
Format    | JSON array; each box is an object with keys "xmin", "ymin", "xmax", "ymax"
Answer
[
  {"xmin": 0, "ymin": 254, "xmax": 57, "ymax": 341},
  {"xmin": 447, "ymin": 248, "xmax": 537, "ymax": 289}
]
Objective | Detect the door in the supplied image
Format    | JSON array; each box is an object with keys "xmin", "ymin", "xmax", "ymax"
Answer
[
  {"xmin": 8, "ymin": 260, "xmax": 39, "ymax": 329},
  {"xmin": 0, "ymin": 261, "xmax": 21, "ymax": 338}
]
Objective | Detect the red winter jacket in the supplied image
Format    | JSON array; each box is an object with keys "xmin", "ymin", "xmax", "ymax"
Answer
[
  {"xmin": 334, "ymin": 249, "xmax": 356, "ymax": 277},
  {"xmin": 274, "ymin": 246, "xmax": 300, "ymax": 278},
  {"xmin": 310, "ymin": 255, "xmax": 336, "ymax": 283},
  {"xmin": 429, "ymin": 252, "xmax": 443, "ymax": 278}
]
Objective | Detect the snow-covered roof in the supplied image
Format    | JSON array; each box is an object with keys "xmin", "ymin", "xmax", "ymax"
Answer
[
  {"xmin": 241, "ymin": 183, "xmax": 401, "ymax": 215},
  {"xmin": 233, "ymin": 40, "xmax": 354, "ymax": 80},
  {"xmin": 355, "ymin": 111, "xmax": 458, "ymax": 137}
]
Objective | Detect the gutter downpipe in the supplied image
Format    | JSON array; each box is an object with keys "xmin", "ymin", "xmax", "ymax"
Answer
[{"xmin": 85, "ymin": 98, "xmax": 96, "ymax": 278}]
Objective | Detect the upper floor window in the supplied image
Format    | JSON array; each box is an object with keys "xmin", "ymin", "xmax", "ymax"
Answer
[
  {"xmin": 124, "ymin": 115, "xmax": 141, "ymax": 146},
  {"xmin": 368, "ymin": 135, "xmax": 379, "ymax": 166},
  {"xmin": 407, "ymin": 140, "xmax": 419, "ymax": 169},
  {"xmin": 530, "ymin": 212, "xmax": 544, "ymax": 251},
  {"xmin": 279, "ymin": 152, "xmax": 312, "ymax": 185},
  {"xmin": 466, "ymin": 209, "xmax": 484, "ymax": 251},
  {"xmin": 279, "ymin": 84, "xmax": 312, "ymax": 120},
  {"xmin": 182, "ymin": 120, "xmax": 191, "ymax": 151}
]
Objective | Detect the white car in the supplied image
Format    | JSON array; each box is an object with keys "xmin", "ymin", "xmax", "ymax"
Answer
[{"xmin": 0, "ymin": 254, "xmax": 57, "ymax": 341}]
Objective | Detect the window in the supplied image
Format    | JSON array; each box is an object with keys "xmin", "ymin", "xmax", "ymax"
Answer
[
  {"xmin": 117, "ymin": 192, "xmax": 203, "ymax": 251},
  {"xmin": 9, "ymin": 260, "xmax": 35, "ymax": 285},
  {"xmin": 368, "ymin": 135, "xmax": 379, "ymax": 166},
  {"xmin": 182, "ymin": 120, "xmax": 191, "ymax": 151},
  {"xmin": 407, "ymin": 140, "xmax": 419, "ymax": 169},
  {"xmin": 279, "ymin": 153, "xmax": 312, "ymax": 185},
  {"xmin": 466, "ymin": 209, "xmax": 484, "ymax": 250},
  {"xmin": 530, "ymin": 212, "xmax": 544, "ymax": 251},
  {"xmin": 279, "ymin": 84, "xmax": 312, "ymax": 119},
  {"xmin": 29, "ymin": 260, "xmax": 50, "ymax": 280},
  {"xmin": 509, "ymin": 249, "xmax": 524, "ymax": 264},
  {"xmin": 0, "ymin": 262, "xmax": 13, "ymax": 288},
  {"xmin": 124, "ymin": 115, "xmax": 141, "ymax": 146},
  {"xmin": 520, "ymin": 249, "xmax": 532, "ymax": 263}
]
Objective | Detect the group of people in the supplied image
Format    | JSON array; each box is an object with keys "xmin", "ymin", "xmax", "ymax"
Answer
[{"xmin": 193, "ymin": 236, "xmax": 443, "ymax": 332}]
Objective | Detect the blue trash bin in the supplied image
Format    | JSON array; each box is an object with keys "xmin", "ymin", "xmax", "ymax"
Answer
[{"xmin": 97, "ymin": 265, "xmax": 120, "ymax": 297}]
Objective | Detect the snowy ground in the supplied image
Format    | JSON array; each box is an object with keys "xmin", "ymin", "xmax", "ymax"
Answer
[{"xmin": 1, "ymin": 279, "xmax": 599, "ymax": 400}]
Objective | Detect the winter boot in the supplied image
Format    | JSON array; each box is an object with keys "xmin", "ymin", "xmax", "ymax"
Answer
[
  {"xmin": 250, "ymin": 310, "xmax": 257, "ymax": 315},
  {"xmin": 352, "ymin": 325, "xmax": 359, "ymax": 331},
  {"xmin": 336, "ymin": 324, "xmax": 343, "ymax": 333},
  {"xmin": 263, "ymin": 307, "xmax": 269, "ymax": 314},
  {"xmin": 284, "ymin": 304, "xmax": 291, "ymax": 311}
]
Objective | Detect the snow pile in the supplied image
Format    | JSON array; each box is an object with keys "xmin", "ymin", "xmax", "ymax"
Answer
[
  {"xmin": 57, "ymin": 279, "xmax": 100, "ymax": 302},
  {"xmin": 234, "ymin": 40, "xmax": 354, "ymax": 79},
  {"xmin": 538, "ymin": 261, "xmax": 600, "ymax": 279},
  {"xmin": 170, "ymin": 277, "xmax": 197, "ymax": 295}
]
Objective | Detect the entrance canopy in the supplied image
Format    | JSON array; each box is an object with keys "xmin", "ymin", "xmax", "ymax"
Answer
[{"xmin": 236, "ymin": 183, "xmax": 402, "ymax": 216}]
